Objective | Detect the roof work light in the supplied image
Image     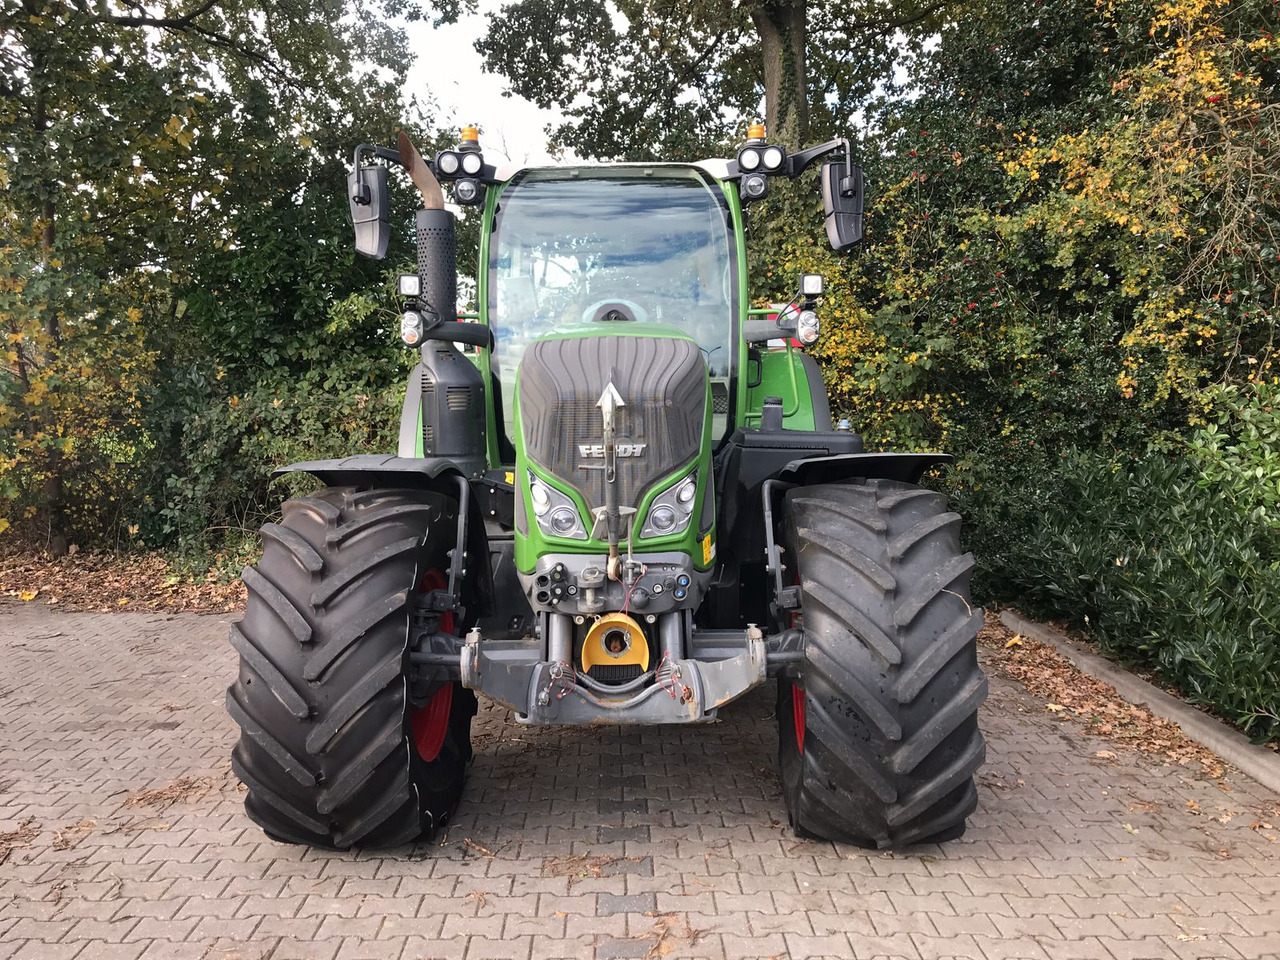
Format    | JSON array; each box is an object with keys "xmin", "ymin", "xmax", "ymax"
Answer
[
  {"xmin": 435, "ymin": 127, "xmax": 488, "ymax": 206},
  {"xmin": 735, "ymin": 123, "xmax": 787, "ymax": 204}
]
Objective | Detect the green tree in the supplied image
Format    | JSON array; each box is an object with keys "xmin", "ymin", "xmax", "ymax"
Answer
[
  {"xmin": 475, "ymin": 0, "xmax": 948, "ymax": 156},
  {"xmin": 0, "ymin": 0, "xmax": 434, "ymax": 549}
]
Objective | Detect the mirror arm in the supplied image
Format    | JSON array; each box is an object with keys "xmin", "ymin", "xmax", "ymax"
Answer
[
  {"xmin": 784, "ymin": 138, "xmax": 850, "ymax": 179},
  {"xmin": 352, "ymin": 143, "xmax": 405, "ymax": 170}
]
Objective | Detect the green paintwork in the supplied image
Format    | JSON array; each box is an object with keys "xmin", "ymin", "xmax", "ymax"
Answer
[
  {"xmin": 723, "ymin": 183, "xmax": 752, "ymax": 430},
  {"xmin": 479, "ymin": 183, "xmax": 504, "ymax": 467},
  {"xmin": 743, "ymin": 345, "xmax": 819, "ymax": 431}
]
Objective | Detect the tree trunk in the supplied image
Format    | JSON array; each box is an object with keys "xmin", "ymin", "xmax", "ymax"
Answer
[{"xmin": 749, "ymin": 0, "xmax": 808, "ymax": 147}]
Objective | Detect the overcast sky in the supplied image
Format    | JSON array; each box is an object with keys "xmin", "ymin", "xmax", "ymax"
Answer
[{"xmin": 401, "ymin": 1, "xmax": 571, "ymax": 166}]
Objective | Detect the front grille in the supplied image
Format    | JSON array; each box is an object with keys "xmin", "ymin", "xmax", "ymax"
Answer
[{"xmin": 518, "ymin": 335, "xmax": 706, "ymax": 512}]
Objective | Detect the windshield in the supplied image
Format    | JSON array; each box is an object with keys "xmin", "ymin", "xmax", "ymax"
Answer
[{"xmin": 489, "ymin": 167, "xmax": 736, "ymax": 449}]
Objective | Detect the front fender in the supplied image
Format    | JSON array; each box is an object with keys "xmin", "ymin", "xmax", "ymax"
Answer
[
  {"xmin": 272, "ymin": 455, "xmax": 495, "ymax": 618},
  {"xmin": 777, "ymin": 451, "xmax": 953, "ymax": 487},
  {"xmin": 272, "ymin": 454, "xmax": 467, "ymax": 488}
]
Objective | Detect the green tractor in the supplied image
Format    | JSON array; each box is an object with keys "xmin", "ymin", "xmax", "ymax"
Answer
[{"xmin": 226, "ymin": 124, "xmax": 987, "ymax": 850}]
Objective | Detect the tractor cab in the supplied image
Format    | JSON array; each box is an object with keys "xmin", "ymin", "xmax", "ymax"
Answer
[{"xmin": 487, "ymin": 166, "xmax": 738, "ymax": 447}]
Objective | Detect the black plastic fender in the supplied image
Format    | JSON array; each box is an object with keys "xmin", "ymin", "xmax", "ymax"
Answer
[
  {"xmin": 272, "ymin": 455, "xmax": 495, "ymax": 618},
  {"xmin": 776, "ymin": 451, "xmax": 953, "ymax": 487}
]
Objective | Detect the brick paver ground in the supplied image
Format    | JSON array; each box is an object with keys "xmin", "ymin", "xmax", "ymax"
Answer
[{"xmin": 0, "ymin": 607, "xmax": 1277, "ymax": 960}]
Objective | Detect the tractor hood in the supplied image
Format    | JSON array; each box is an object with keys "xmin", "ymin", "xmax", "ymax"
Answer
[{"xmin": 515, "ymin": 326, "xmax": 708, "ymax": 522}]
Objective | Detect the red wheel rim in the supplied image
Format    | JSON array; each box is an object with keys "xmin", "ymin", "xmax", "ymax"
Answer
[
  {"xmin": 792, "ymin": 682, "xmax": 806, "ymax": 755},
  {"xmin": 788, "ymin": 570, "xmax": 805, "ymax": 755},
  {"xmin": 412, "ymin": 681, "xmax": 453, "ymax": 763},
  {"xmin": 411, "ymin": 569, "xmax": 454, "ymax": 763}
]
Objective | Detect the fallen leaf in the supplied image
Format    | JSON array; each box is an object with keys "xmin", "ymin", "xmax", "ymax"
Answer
[
  {"xmin": 1005, "ymin": 635, "xmax": 1024, "ymax": 648},
  {"xmin": 0, "ymin": 547, "xmax": 247, "ymax": 615},
  {"xmin": 542, "ymin": 852, "xmax": 641, "ymax": 889},
  {"xmin": 1095, "ymin": 750, "xmax": 1116, "ymax": 759},
  {"xmin": 122, "ymin": 776, "xmax": 212, "ymax": 810},
  {"xmin": 978, "ymin": 614, "xmax": 1240, "ymax": 777},
  {"xmin": 1186, "ymin": 799, "xmax": 1201, "ymax": 815},
  {"xmin": 52, "ymin": 819, "xmax": 95, "ymax": 851},
  {"xmin": 0, "ymin": 819, "xmax": 39, "ymax": 865},
  {"xmin": 1122, "ymin": 822, "xmax": 1139, "ymax": 834}
]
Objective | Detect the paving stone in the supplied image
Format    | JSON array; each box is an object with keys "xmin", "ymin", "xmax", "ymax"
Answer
[
  {"xmin": 597, "ymin": 892, "xmax": 656, "ymax": 916},
  {"xmin": 0, "ymin": 607, "xmax": 1276, "ymax": 960},
  {"xmin": 593, "ymin": 937, "xmax": 650, "ymax": 960}
]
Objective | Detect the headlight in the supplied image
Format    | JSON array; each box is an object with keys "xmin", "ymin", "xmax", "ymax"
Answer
[
  {"xmin": 762, "ymin": 146, "xmax": 785, "ymax": 170},
  {"xmin": 797, "ymin": 310, "xmax": 820, "ymax": 345},
  {"xmin": 454, "ymin": 178, "xmax": 482, "ymax": 205},
  {"xmin": 738, "ymin": 148, "xmax": 761, "ymax": 171},
  {"xmin": 530, "ymin": 481, "xmax": 551, "ymax": 516},
  {"xmin": 400, "ymin": 311, "xmax": 423, "ymax": 345},
  {"xmin": 550, "ymin": 506, "xmax": 579, "ymax": 536},
  {"xmin": 649, "ymin": 505, "xmax": 677, "ymax": 532},
  {"xmin": 460, "ymin": 151, "xmax": 483, "ymax": 175},
  {"xmin": 640, "ymin": 470, "xmax": 697, "ymax": 539},
  {"xmin": 436, "ymin": 151, "xmax": 461, "ymax": 175},
  {"xmin": 741, "ymin": 173, "xmax": 768, "ymax": 201},
  {"xmin": 528, "ymin": 471, "xmax": 586, "ymax": 540}
]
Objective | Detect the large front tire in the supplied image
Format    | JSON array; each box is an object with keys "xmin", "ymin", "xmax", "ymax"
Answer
[
  {"xmin": 227, "ymin": 486, "xmax": 475, "ymax": 849},
  {"xmin": 778, "ymin": 480, "xmax": 987, "ymax": 848}
]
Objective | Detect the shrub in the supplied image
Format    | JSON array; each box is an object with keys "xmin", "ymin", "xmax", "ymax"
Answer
[
  {"xmin": 1009, "ymin": 443, "xmax": 1280, "ymax": 741},
  {"xmin": 1190, "ymin": 380, "xmax": 1280, "ymax": 530},
  {"xmin": 136, "ymin": 355, "xmax": 406, "ymax": 552}
]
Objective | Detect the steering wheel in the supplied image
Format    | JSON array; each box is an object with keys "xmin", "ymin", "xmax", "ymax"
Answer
[{"xmin": 583, "ymin": 299, "xmax": 650, "ymax": 324}]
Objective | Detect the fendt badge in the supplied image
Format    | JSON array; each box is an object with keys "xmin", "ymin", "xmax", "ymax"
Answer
[{"xmin": 579, "ymin": 443, "xmax": 646, "ymax": 458}]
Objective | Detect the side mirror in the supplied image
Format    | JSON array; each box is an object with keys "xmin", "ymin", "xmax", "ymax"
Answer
[
  {"xmin": 820, "ymin": 161, "xmax": 864, "ymax": 251},
  {"xmin": 348, "ymin": 163, "xmax": 390, "ymax": 259}
]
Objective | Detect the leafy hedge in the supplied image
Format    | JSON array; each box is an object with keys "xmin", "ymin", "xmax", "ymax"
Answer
[{"xmin": 1010, "ymin": 448, "xmax": 1280, "ymax": 741}]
